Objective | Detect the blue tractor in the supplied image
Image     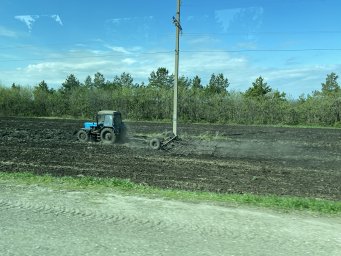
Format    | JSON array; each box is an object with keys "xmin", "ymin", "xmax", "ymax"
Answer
[{"xmin": 76, "ymin": 110, "xmax": 127, "ymax": 143}]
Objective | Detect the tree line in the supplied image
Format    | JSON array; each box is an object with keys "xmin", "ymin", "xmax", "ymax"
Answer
[{"xmin": 0, "ymin": 68, "xmax": 340, "ymax": 127}]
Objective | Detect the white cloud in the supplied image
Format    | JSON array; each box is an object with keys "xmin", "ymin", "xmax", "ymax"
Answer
[
  {"xmin": 26, "ymin": 60, "xmax": 111, "ymax": 73},
  {"xmin": 109, "ymin": 16, "xmax": 153, "ymax": 24},
  {"xmin": 122, "ymin": 58, "xmax": 137, "ymax": 65},
  {"xmin": 1, "ymin": 44, "xmax": 338, "ymax": 99},
  {"xmin": 51, "ymin": 15, "xmax": 63, "ymax": 26},
  {"xmin": 14, "ymin": 14, "xmax": 63, "ymax": 31},
  {"xmin": 15, "ymin": 15, "xmax": 39, "ymax": 31},
  {"xmin": 181, "ymin": 51, "xmax": 247, "ymax": 74},
  {"xmin": 228, "ymin": 64, "xmax": 338, "ymax": 97},
  {"xmin": 0, "ymin": 47, "xmax": 141, "ymax": 87},
  {"xmin": 187, "ymin": 36, "xmax": 220, "ymax": 46},
  {"xmin": 110, "ymin": 17, "xmax": 132, "ymax": 24},
  {"xmin": 215, "ymin": 8, "xmax": 241, "ymax": 32},
  {"xmin": 89, "ymin": 50, "xmax": 105, "ymax": 54},
  {"xmin": 215, "ymin": 7, "xmax": 264, "ymax": 37},
  {"xmin": 105, "ymin": 45, "xmax": 131, "ymax": 54}
]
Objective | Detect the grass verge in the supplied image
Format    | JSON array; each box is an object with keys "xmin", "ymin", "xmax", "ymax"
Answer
[{"xmin": 1, "ymin": 171, "xmax": 340, "ymax": 215}]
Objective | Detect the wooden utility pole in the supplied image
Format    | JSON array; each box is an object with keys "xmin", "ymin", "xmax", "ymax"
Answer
[{"xmin": 172, "ymin": 0, "xmax": 181, "ymax": 136}]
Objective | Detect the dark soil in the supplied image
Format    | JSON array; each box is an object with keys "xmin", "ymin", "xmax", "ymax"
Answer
[{"xmin": 0, "ymin": 117, "xmax": 340, "ymax": 200}]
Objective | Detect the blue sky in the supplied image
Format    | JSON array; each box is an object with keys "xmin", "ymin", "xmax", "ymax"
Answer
[{"xmin": 0, "ymin": 0, "xmax": 340, "ymax": 98}]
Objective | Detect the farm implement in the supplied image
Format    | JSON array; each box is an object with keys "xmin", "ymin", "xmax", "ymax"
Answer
[{"xmin": 149, "ymin": 134, "xmax": 179, "ymax": 150}]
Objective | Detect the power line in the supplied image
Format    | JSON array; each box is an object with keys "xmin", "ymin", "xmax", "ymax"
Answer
[
  {"xmin": 182, "ymin": 48, "xmax": 341, "ymax": 53},
  {"xmin": 182, "ymin": 30, "xmax": 341, "ymax": 36},
  {"xmin": 1, "ymin": 29, "xmax": 341, "ymax": 50},
  {"xmin": 0, "ymin": 48, "xmax": 340, "ymax": 63},
  {"xmin": 0, "ymin": 51, "xmax": 174, "ymax": 63}
]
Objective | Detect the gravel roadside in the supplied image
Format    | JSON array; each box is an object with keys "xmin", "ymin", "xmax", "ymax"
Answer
[{"xmin": 0, "ymin": 183, "xmax": 340, "ymax": 256}]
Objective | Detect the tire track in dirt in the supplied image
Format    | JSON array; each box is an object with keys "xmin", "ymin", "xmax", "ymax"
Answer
[
  {"xmin": 0, "ymin": 186, "xmax": 232, "ymax": 238},
  {"xmin": 0, "ymin": 198, "xmax": 231, "ymax": 238},
  {"xmin": 0, "ymin": 199, "xmax": 158, "ymax": 228},
  {"xmin": 0, "ymin": 184, "xmax": 340, "ymax": 256}
]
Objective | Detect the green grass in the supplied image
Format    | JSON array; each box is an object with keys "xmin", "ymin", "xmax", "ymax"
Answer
[{"xmin": 0, "ymin": 171, "xmax": 340, "ymax": 215}]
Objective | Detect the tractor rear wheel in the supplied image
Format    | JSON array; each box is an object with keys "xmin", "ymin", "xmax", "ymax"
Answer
[
  {"xmin": 77, "ymin": 130, "xmax": 89, "ymax": 142},
  {"xmin": 100, "ymin": 128, "xmax": 115, "ymax": 143}
]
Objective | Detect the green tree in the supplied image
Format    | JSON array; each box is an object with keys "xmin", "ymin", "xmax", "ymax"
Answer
[
  {"xmin": 206, "ymin": 73, "xmax": 229, "ymax": 94},
  {"xmin": 93, "ymin": 72, "xmax": 106, "ymax": 88},
  {"xmin": 4, "ymin": 84, "xmax": 34, "ymax": 116},
  {"xmin": 148, "ymin": 67, "xmax": 173, "ymax": 88},
  {"xmin": 36, "ymin": 80, "xmax": 49, "ymax": 92},
  {"xmin": 178, "ymin": 75, "xmax": 191, "ymax": 89},
  {"xmin": 84, "ymin": 75, "xmax": 93, "ymax": 88},
  {"xmin": 315, "ymin": 73, "xmax": 341, "ymax": 123},
  {"xmin": 33, "ymin": 80, "xmax": 54, "ymax": 116},
  {"xmin": 60, "ymin": 74, "xmax": 81, "ymax": 93},
  {"xmin": 321, "ymin": 72, "xmax": 339, "ymax": 96},
  {"xmin": 69, "ymin": 86, "xmax": 91, "ymax": 117},
  {"xmin": 113, "ymin": 72, "xmax": 135, "ymax": 87},
  {"xmin": 245, "ymin": 76, "xmax": 271, "ymax": 98},
  {"xmin": 191, "ymin": 75, "xmax": 203, "ymax": 90},
  {"xmin": 272, "ymin": 90, "xmax": 287, "ymax": 101}
]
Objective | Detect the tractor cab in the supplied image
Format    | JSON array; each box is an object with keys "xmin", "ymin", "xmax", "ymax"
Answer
[{"xmin": 96, "ymin": 110, "xmax": 122, "ymax": 129}]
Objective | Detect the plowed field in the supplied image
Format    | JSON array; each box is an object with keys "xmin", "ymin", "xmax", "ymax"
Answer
[{"xmin": 0, "ymin": 117, "xmax": 340, "ymax": 200}]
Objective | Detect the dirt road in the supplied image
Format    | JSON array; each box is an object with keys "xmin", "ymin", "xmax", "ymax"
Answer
[{"xmin": 0, "ymin": 183, "xmax": 340, "ymax": 256}]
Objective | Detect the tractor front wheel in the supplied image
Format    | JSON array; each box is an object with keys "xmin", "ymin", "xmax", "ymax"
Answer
[
  {"xmin": 100, "ymin": 128, "xmax": 115, "ymax": 143},
  {"xmin": 77, "ymin": 130, "xmax": 89, "ymax": 142}
]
